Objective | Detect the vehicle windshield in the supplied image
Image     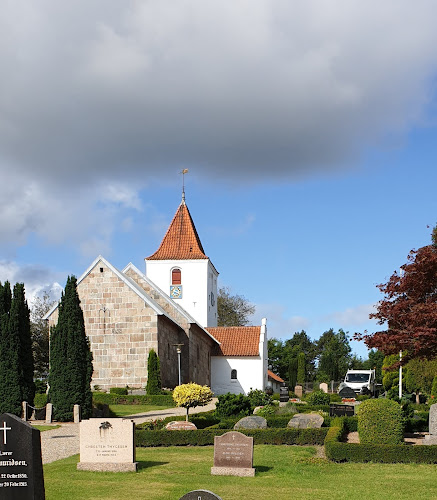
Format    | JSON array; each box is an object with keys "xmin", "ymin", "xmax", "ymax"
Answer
[{"xmin": 345, "ymin": 373, "xmax": 370, "ymax": 383}]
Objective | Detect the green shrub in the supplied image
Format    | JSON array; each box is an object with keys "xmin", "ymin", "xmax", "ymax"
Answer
[
  {"xmin": 357, "ymin": 398, "xmax": 403, "ymax": 445},
  {"xmin": 146, "ymin": 349, "xmax": 162, "ymax": 395},
  {"xmin": 136, "ymin": 427, "xmax": 328, "ymax": 447},
  {"xmin": 431, "ymin": 376, "xmax": 437, "ymax": 400},
  {"xmin": 271, "ymin": 393, "xmax": 280, "ymax": 401},
  {"xmin": 34, "ymin": 393, "xmax": 48, "ymax": 408},
  {"xmin": 255, "ymin": 404, "xmax": 276, "ymax": 418},
  {"xmin": 92, "ymin": 393, "xmax": 174, "ymax": 406},
  {"xmin": 215, "ymin": 393, "xmax": 251, "ymax": 417},
  {"xmin": 306, "ymin": 390, "xmax": 330, "ymax": 406},
  {"xmin": 325, "ymin": 417, "xmax": 437, "ymax": 463},
  {"xmin": 110, "ymin": 387, "xmax": 128, "ymax": 395},
  {"xmin": 248, "ymin": 388, "xmax": 272, "ymax": 407},
  {"xmin": 329, "ymin": 393, "xmax": 342, "ymax": 403}
]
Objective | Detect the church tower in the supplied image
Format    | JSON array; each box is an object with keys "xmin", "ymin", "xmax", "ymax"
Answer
[{"xmin": 145, "ymin": 197, "xmax": 219, "ymax": 328}]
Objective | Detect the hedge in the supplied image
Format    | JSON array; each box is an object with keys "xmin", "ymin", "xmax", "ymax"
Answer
[
  {"xmin": 136, "ymin": 427, "xmax": 328, "ymax": 447},
  {"xmin": 92, "ymin": 393, "xmax": 174, "ymax": 406},
  {"xmin": 324, "ymin": 417, "xmax": 437, "ymax": 464},
  {"xmin": 357, "ymin": 399, "xmax": 403, "ymax": 445}
]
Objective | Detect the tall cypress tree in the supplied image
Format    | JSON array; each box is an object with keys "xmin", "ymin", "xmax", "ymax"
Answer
[
  {"xmin": 0, "ymin": 282, "xmax": 34, "ymax": 416},
  {"xmin": 13, "ymin": 283, "xmax": 35, "ymax": 406},
  {"xmin": 48, "ymin": 276, "xmax": 93, "ymax": 421},
  {"xmin": 297, "ymin": 352, "xmax": 306, "ymax": 385}
]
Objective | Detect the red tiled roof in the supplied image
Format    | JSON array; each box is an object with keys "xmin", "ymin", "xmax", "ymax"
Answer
[
  {"xmin": 206, "ymin": 326, "xmax": 260, "ymax": 356},
  {"xmin": 268, "ymin": 370, "xmax": 284, "ymax": 383},
  {"xmin": 146, "ymin": 202, "xmax": 208, "ymax": 260}
]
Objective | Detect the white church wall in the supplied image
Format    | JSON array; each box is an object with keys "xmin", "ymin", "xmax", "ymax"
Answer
[
  {"xmin": 146, "ymin": 259, "xmax": 217, "ymax": 327},
  {"xmin": 211, "ymin": 356, "xmax": 264, "ymax": 396}
]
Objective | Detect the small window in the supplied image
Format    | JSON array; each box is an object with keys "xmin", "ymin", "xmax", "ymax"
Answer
[
  {"xmin": 172, "ymin": 268, "xmax": 181, "ymax": 285},
  {"xmin": 231, "ymin": 369, "xmax": 237, "ymax": 380}
]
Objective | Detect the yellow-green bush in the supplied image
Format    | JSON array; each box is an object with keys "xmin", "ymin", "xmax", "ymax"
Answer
[{"xmin": 357, "ymin": 398, "xmax": 403, "ymax": 445}]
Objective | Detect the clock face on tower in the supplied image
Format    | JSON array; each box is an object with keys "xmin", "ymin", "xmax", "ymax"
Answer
[{"xmin": 170, "ymin": 285, "xmax": 182, "ymax": 299}]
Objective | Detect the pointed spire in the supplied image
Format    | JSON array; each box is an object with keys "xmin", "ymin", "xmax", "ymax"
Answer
[{"xmin": 146, "ymin": 201, "xmax": 208, "ymax": 260}]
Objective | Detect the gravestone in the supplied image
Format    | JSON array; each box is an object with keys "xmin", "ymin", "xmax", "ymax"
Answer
[
  {"xmin": 0, "ymin": 412, "xmax": 45, "ymax": 500},
  {"xmin": 166, "ymin": 421, "xmax": 197, "ymax": 431},
  {"xmin": 294, "ymin": 385, "xmax": 303, "ymax": 398},
  {"xmin": 280, "ymin": 385, "xmax": 289, "ymax": 402},
  {"xmin": 319, "ymin": 382, "xmax": 328, "ymax": 393},
  {"xmin": 211, "ymin": 431, "xmax": 255, "ymax": 477},
  {"xmin": 338, "ymin": 386, "xmax": 356, "ymax": 399},
  {"xmin": 234, "ymin": 415, "xmax": 267, "ymax": 430},
  {"xmin": 424, "ymin": 403, "xmax": 437, "ymax": 445},
  {"xmin": 287, "ymin": 413, "xmax": 324, "ymax": 429},
  {"xmin": 77, "ymin": 418, "xmax": 137, "ymax": 472},
  {"xmin": 329, "ymin": 404, "xmax": 355, "ymax": 417},
  {"xmin": 179, "ymin": 490, "xmax": 222, "ymax": 500}
]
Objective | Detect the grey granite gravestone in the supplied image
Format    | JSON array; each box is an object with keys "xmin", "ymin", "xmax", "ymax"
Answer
[
  {"xmin": 234, "ymin": 415, "xmax": 267, "ymax": 430},
  {"xmin": 0, "ymin": 413, "xmax": 45, "ymax": 500},
  {"xmin": 179, "ymin": 490, "xmax": 222, "ymax": 500},
  {"xmin": 211, "ymin": 431, "xmax": 255, "ymax": 477},
  {"xmin": 424, "ymin": 403, "xmax": 437, "ymax": 445},
  {"xmin": 287, "ymin": 413, "xmax": 324, "ymax": 429}
]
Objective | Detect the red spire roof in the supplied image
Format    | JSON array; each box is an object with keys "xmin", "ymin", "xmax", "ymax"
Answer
[{"xmin": 146, "ymin": 201, "xmax": 208, "ymax": 260}]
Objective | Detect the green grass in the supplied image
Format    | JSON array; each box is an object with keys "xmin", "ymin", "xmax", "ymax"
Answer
[
  {"xmin": 33, "ymin": 425, "xmax": 61, "ymax": 432},
  {"xmin": 108, "ymin": 404, "xmax": 172, "ymax": 417},
  {"xmin": 44, "ymin": 446, "xmax": 437, "ymax": 500}
]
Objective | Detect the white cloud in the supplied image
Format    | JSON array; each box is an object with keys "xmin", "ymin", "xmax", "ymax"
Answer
[
  {"xmin": 322, "ymin": 304, "xmax": 376, "ymax": 327},
  {"xmin": 251, "ymin": 302, "xmax": 310, "ymax": 339},
  {"xmin": 0, "ymin": 260, "xmax": 64, "ymax": 305}
]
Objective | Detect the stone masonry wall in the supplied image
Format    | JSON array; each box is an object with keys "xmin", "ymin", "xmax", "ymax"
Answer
[
  {"xmin": 80, "ymin": 262, "xmax": 161, "ymax": 390},
  {"xmin": 188, "ymin": 324, "xmax": 214, "ymax": 387}
]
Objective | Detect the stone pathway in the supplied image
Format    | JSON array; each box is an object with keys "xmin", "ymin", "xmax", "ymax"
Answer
[{"xmin": 37, "ymin": 399, "xmax": 218, "ymax": 463}]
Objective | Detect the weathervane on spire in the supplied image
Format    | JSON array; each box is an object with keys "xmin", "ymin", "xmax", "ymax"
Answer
[{"xmin": 181, "ymin": 168, "xmax": 189, "ymax": 203}]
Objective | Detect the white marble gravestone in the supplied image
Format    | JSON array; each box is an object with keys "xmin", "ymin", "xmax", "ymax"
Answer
[{"xmin": 77, "ymin": 418, "xmax": 137, "ymax": 472}]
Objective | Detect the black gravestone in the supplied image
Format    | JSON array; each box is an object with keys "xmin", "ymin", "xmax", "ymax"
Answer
[
  {"xmin": 0, "ymin": 413, "xmax": 45, "ymax": 500},
  {"xmin": 329, "ymin": 404, "xmax": 355, "ymax": 417},
  {"xmin": 279, "ymin": 385, "xmax": 289, "ymax": 402},
  {"xmin": 338, "ymin": 386, "xmax": 356, "ymax": 399},
  {"xmin": 180, "ymin": 490, "xmax": 222, "ymax": 500}
]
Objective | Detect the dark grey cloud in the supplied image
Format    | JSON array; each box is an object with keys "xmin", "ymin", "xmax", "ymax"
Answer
[
  {"xmin": 1, "ymin": 1, "xmax": 437, "ymax": 249},
  {"xmin": 1, "ymin": 1, "xmax": 437, "ymax": 186}
]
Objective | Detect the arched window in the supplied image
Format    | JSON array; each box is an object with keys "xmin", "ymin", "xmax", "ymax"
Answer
[
  {"xmin": 172, "ymin": 268, "xmax": 181, "ymax": 285},
  {"xmin": 231, "ymin": 369, "xmax": 237, "ymax": 380}
]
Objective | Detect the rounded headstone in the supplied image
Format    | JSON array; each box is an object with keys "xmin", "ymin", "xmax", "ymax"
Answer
[
  {"xmin": 165, "ymin": 421, "xmax": 197, "ymax": 431},
  {"xmin": 234, "ymin": 415, "xmax": 267, "ymax": 430},
  {"xmin": 287, "ymin": 413, "xmax": 324, "ymax": 429},
  {"xmin": 179, "ymin": 490, "xmax": 222, "ymax": 500}
]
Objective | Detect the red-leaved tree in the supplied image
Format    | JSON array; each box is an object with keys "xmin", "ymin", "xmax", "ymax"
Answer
[{"xmin": 359, "ymin": 228, "xmax": 437, "ymax": 363}]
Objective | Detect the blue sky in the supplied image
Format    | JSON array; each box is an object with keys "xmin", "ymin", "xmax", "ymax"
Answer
[{"xmin": 1, "ymin": 1, "xmax": 437, "ymax": 359}]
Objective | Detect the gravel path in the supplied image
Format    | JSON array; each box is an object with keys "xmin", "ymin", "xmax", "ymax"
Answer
[
  {"xmin": 38, "ymin": 399, "xmax": 218, "ymax": 463},
  {"xmin": 40, "ymin": 423, "xmax": 80, "ymax": 464}
]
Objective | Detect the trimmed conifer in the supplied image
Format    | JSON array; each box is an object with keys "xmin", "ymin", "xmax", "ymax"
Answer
[
  {"xmin": 146, "ymin": 349, "xmax": 162, "ymax": 395},
  {"xmin": 0, "ymin": 282, "xmax": 34, "ymax": 416},
  {"xmin": 12, "ymin": 283, "xmax": 35, "ymax": 406},
  {"xmin": 48, "ymin": 276, "xmax": 93, "ymax": 421},
  {"xmin": 0, "ymin": 281, "xmax": 22, "ymax": 415},
  {"xmin": 297, "ymin": 352, "xmax": 306, "ymax": 385}
]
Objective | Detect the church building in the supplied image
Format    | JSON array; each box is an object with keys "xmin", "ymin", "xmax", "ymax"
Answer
[{"xmin": 45, "ymin": 196, "xmax": 268, "ymax": 395}]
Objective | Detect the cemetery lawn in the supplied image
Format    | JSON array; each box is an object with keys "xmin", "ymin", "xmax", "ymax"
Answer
[
  {"xmin": 33, "ymin": 424, "xmax": 61, "ymax": 432},
  {"xmin": 44, "ymin": 445, "xmax": 436, "ymax": 500},
  {"xmin": 109, "ymin": 404, "xmax": 172, "ymax": 417}
]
